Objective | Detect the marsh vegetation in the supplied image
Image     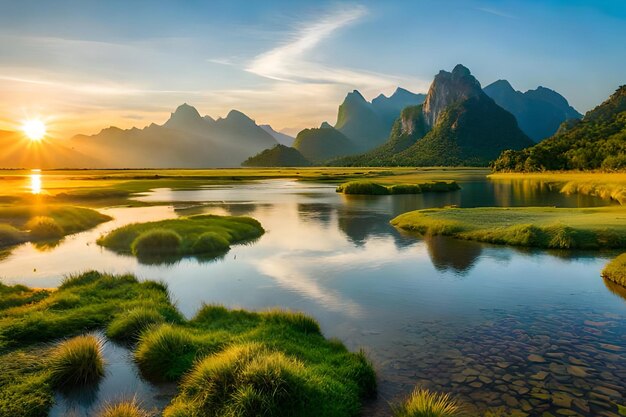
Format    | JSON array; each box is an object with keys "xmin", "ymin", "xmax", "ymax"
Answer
[
  {"xmin": 336, "ymin": 180, "xmax": 460, "ymax": 195},
  {"xmin": 97, "ymin": 214, "xmax": 264, "ymax": 261},
  {"xmin": 391, "ymin": 206, "xmax": 626, "ymax": 249},
  {"xmin": 0, "ymin": 272, "xmax": 376, "ymax": 417}
]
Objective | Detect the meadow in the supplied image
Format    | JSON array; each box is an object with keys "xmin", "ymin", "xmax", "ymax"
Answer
[{"xmin": 391, "ymin": 206, "xmax": 626, "ymax": 249}]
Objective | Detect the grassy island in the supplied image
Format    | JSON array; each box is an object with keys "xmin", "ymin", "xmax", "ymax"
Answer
[
  {"xmin": 0, "ymin": 272, "xmax": 376, "ymax": 417},
  {"xmin": 0, "ymin": 205, "xmax": 111, "ymax": 248},
  {"xmin": 391, "ymin": 206, "xmax": 626, "ymax": 249},
  {"xmin": 602, "ymin": 253, "xmax": 626, "ymax": 287},
  {"xmin": 336, "ymin": 180, "xmax": 460, "ymax": 195},
  {"xmin": 97, "ymin": 214, "xmax": 264, "ymax": 260}
]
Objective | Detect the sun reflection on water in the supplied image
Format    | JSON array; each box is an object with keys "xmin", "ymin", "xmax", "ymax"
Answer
[{"xmin": 30, "ymin": 169, "xmax": 42, "ymax": 194}]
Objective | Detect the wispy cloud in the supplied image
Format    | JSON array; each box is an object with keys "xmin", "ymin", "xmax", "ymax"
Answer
[
  {"xmin": 475, "ymin": 7, "xmax": 516, "ymax": 19},
  {"xmin": 246, "ymin": 5, "xmax": 399, "ymax": 87}
]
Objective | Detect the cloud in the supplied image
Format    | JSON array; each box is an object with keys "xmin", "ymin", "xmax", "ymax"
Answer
[
  {"xmin": 475, "ymin": 7, "xmax": 516, "ymax": 19},
  {"xmin": 246, "ymin": 5, "xmax": 401, "ymax": 87}
]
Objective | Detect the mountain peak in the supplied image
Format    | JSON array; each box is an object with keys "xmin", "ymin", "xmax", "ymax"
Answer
[
  {"xmin": 486, "ymin": 79, "xmax": 515, "ymax": 93},
  {"xmin": 344, "ymin": 90, "xmax": 367, "ymax": 104},
  {"xmin": 226, "ymin": 109, "xmax": 252, "ymax": 121},
  {"xmin": 423, "ymin": 64, "xmax": 483, "ymax": 127},
  {"xmin": 164, "ymin": 103, "xmax": 205, "ymax": 131},
  {"xmin": 452, "ymin": 64, "xmax": 471, "ymax": 77}
]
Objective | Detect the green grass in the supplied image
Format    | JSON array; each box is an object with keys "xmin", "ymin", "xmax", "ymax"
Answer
[
  {"xmin": 97, "ymin": 214, "xmax": 264, "ymax": 261},
  {"xmin": 391, "ymin": 206, "xmax": 626, "ymax": 249},
  {"xmin": 131, "ymin": 229, "xmax": 182, "ymax": 257},
  {"xmin": 0, "ymin": 204, "xmax": 110, "ymax": 248},
  {"xmin": 96, "ymin": 399, "xmax": 150, "ymax": 417},
  {"xmin": 391, "ymin": 388, "xmax": 462, "ymax": 417},
  {"xmin": 336, "ymin": 181, "xmax": 460, "ymax": 195},
  {"xmin": 602, "ymin": 253, "xmax": 626, "ymax": 287},
  {"xmin": 106, "ymin": 306, "xmax": 168, "ymax": 343},
  {"xmin": 0, "ymin": 283, "xmax": 49, "ymax": 310},
  {"xmin": 48, "ymin": 334, "xmax": 105, "ymax": 388},
  {"xmin": 0, "ymin": 273, "xmax": 376, "ymax": 417}
]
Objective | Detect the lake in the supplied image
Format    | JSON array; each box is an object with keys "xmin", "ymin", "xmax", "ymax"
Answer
[{"xmin": 1, "ymin": 175, "xmax": 625, "ymax": 416}]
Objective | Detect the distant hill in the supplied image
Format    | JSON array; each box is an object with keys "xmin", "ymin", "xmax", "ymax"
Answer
[
  {"xmin": 493, "ymin": 85, "xmax": 626, "ymax": 171},
  {"xmin": 68, "ymin": 104, "xmax": 277, "ymax": 168},
  {"xmin": 338, "ymin": 65, "xmax": 533, "ymax": 167},
  {"xmin": 293, "ymin": 125, "xmax": 354, "ymax": 163},
  {"xmin": 242, "ymin": 144, "xmax": 311, "ymax": 167},
  {"xmin": 259, "ymin": 125, "xmax": 295, "ymax": 147},
  {"xmin": 484, "ymin": 80, "xmax": 582, "ymax": 142},
  {"xmin": 334, "ymin": 87, "xmax": 426, "ymax": 152},
  {"xmin": 0, "ymin": 130, "xmax": 99, "ymax": 169}
]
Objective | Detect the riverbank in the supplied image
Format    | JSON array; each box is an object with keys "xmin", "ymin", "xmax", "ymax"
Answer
[{"xmin": 391, "ymin": 206, "xmax": 626, "ymax": 249}]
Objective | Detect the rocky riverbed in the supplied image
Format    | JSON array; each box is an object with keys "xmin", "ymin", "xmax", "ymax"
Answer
[{"xmin": 379, "ymin": 303, "xmax": 626, "ymax": 416}]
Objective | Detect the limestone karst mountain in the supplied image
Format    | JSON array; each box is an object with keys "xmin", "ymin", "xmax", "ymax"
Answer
[{"xmin": 338, "ymin": 64, "xmax": 533, "ymax": 166}]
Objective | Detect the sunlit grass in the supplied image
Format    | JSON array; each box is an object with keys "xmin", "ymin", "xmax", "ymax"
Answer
[
  {"xmin": 0, "ymin": 205, "xmax": 110, "ymax": 248},
  {"xmin": 48, "ymin": 334, "xmax": 105, "ymax": 388},
  {"xmin": 391, "ymin": 387, "xmax": 462, "ymax": 417},
  {"xmin": 96, "ymin": 398, "xmax": 150, "ymax": 417},
  {"xmin": 98, "ymin": 214, "xmax": 264, "ymax": 260},
  {"xmin": 0, "ymin": 272, "xmax": 376, "ymax": 416},
  {"xmin": 602, "ymin": 253, "xmax": 626, "ymax": 287},
  {"xmin": 391, "ymin": 206, "xmax": 626, "ymax": 249}
]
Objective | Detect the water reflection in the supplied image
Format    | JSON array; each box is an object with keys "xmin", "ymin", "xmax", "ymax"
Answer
[
  {"xmin": 423, "ymin": 235, "xmax": 483, "ymax": 275},
  {"xmin": 30, "ymin": 169, "xmax": 42, "ymax": 194}
]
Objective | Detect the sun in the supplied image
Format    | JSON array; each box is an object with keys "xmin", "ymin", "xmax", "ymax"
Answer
[{"xmin": 21, "ymin": 119, "xmax": 47, "ymax": 142}]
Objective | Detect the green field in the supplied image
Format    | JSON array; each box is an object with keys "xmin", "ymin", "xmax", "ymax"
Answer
[{"xmin": 391, "ymin": 206, "xmax": 626, "ymax": 249}]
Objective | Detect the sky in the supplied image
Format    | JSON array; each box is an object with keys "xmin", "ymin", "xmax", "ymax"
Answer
[{"xmin": 0, "ymin": 0, "xmax": 625, "ymax": 138}]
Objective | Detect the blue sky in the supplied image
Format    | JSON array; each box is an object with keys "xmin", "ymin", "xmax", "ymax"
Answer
[{"xmin": 0, "ymin": 0, "xmax": 624, "ymax": 136}]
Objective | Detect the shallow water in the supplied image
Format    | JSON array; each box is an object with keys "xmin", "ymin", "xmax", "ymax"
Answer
[{"xmin": 1, "ymin": 178, "xmax": 625, "ymax": 416}]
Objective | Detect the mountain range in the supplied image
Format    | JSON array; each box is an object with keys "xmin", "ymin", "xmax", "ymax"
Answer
[
  {"xmin": 493, "ymin": 85, "xmax": 626, "ymax": 171},
  {"xmin": 484, "ymin": 80, "xmax": 582, "ymax": 142},
  {"xmin": 337, "ymin": 64, "xmax": 534, "ymax": 166},
  {"xmin": 292, "ymin": 88, "xmax": 426, "ymax": 161}
]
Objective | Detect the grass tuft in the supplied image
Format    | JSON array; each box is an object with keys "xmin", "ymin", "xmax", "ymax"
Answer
[
  {"xmin": 262, "ymin": 309, "xmax": 321, "ymax": 335},
  {"xmin": 134, "ymin": 324, "xmax": 200, "ymax": 382},
  {"xmin": 164, "ymin": 343, "xmax": 310, "ymax": 417},
  {"xmin": 48, "ymin": 334, "xmax": 105, "ymax": 388},
  {"xmin": 106, "ymin": 306, "xmax": 166, "ymax": 343},
  {"xmin": 191, "ymin": 231, "xmax": 230, "ymax": 254},
  {"xmin": 131, "ymin": 229, "xmax": 182, "ymax": 257},
  {"xmin": 26, "ymin": 216, "xmax": 64, "ymax": 240},
  {"xmin": 602, "ymin": 253, "xmax": 626, "ymax": 287},
  {"xmin": 392, "ymin": 387, "xmax": 462, "ymax": 417},
  {"xmin": 96, "ymin": 398, "xmax": 150, "ymax": 417}
]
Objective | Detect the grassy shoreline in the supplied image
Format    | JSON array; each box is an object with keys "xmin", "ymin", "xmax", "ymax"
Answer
[
  {"xmin": 602, "ymin": 253, "xmax": 626, "ymax": 287},
  {"xmin": 0, "ymin": 272, "xmax": 376, "ymax": 417},
  {"xmin": 391, "ymin": 206, "xmax": 626, "ymax": 249},
  {"xmin": 0, "ymin": 205, "xmax": 110, "ymax": 248}
]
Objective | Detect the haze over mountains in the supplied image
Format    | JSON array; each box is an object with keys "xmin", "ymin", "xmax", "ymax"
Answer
[
  {"xmin": 0, "ymin": 65, "xmax": 588, "ymax": 169},
  {"xmin": 484, "ymin": 80, "xmax": 582, "ymax": 142}
]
